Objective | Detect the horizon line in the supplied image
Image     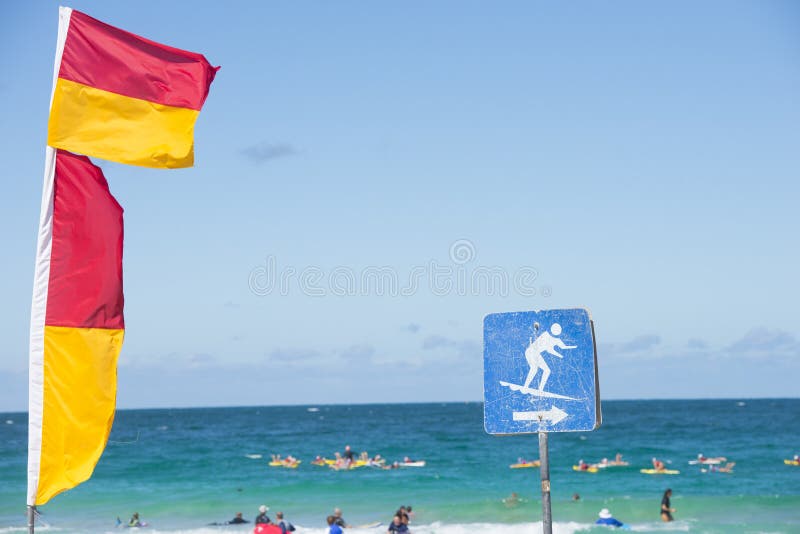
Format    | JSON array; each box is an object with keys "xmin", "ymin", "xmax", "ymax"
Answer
[{"xmin": 2, "ymin": 396, "xmax": 798, "ymax": 415}]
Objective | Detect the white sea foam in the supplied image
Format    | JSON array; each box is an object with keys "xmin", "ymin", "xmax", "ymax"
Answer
[
  {"xmin": 0, "ymin": 527, "xmax": 62, "ymax": 533},
  {"xmin": 627, "ymin": 521, "xmax": 690, "ymax": 532},
  {"xmin": 97, "ymin": 522, "xmax": 595, "ymax": 534}
]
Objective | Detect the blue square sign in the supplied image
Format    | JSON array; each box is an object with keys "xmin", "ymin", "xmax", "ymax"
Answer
[{"xmin": 484, "ymin": 308, "xmax": 601, "ymax": 434}]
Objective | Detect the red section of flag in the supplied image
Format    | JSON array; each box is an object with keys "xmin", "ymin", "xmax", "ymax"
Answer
[
  {"xmin": 59, "ymin": 10, "xmax": 219, "ymax": 110},
  {"xmin": 46, "ymin": 150, "xmax": 124, "ymax": 329}
]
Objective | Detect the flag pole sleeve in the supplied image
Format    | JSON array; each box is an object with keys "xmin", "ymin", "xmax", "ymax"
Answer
[{"xmin": 28, "ymin": 6, "xmax": 72, "ymax": 509}]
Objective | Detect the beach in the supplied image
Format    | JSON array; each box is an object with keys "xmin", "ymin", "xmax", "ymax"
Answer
[{"xmin": 1, "ymin": 399, "xmax": 798, "ymax": 533}]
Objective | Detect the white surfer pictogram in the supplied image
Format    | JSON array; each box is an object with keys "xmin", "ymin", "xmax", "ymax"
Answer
[
  {"xmin": 499, "ymin": 322, "xmax": 579, "ymax": 401},
  {"xmin": 524, "ymin": 322, "xmax": 576, "ymax": 391}
]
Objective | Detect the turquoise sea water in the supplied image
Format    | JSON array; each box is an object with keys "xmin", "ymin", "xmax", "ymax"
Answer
[{"xmin": 1, "ymin": 399, "xmax": 799, "ymax": 533}]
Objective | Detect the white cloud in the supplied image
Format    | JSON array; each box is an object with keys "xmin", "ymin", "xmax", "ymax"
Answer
[{"xmin": 726, "ymin": 328, "xmax": 799, "ymax": 359}]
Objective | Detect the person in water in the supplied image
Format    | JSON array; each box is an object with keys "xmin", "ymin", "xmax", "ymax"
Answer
[
  {"xmin": 333, "ymin": 507, "xmax": 350, "ymax": 528},
  {"xmin": 327, "ymin": 515, "xmax": 344, "ymax": 534},
  {"xmin": 128, "ymin": 512, "xmax": 143, "ymax": 527},
  {"xmin": 596, "ymin": 508, "xmax": 625, "ymax": 528},
  {"xmin": 503, "ymin": 492, "xmax": 520, "ymax": 507},
  {"xmin": 599, "ymin": 453, "xmax": 625, "ymax": 466},
  {"xmin": 343, "ymin": 445, "xmax": 355, "ymax": 464},
  {"xmin": 661, "ymin": 488, "xmax": 676, "ymax": 522},
  {"xmin": 256, "ymin": 505, "xmax": 272, "ymax": 524},
  {"xmin": 228, "ymin": 512, "xmax": 248, "ymax": 524},
  {"xmin": 717, "ymin": 462, "xmax": 735, "ymax": 473},
  {"xmin": 387, "ymin": 514, "xmax": 409, "ymax": 533},
  {"xmin": 276, "ymin": 511, "xmax": 295, "ymax": 533},
  {"xmin": 652, "ymin": 457, "xmax": 666, "ymax": 471}
]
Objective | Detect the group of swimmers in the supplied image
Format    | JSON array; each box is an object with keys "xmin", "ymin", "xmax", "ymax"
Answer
[
  {"xmin": 209, "ymin": 503, "xmax": 414, "ymax": 533},
  {"xmin": 123, "ymin": 491, "xmax": 678, "ymax": 531},
  {"xmin": 570, "ymin": 452, "xmax": 735, "ymax": 474},
  {"xmin": 323, "ymin": 505, "xmax": 413, "ymax": 534},
  {"xmin": 251, "ymin": 505, "xmax": 296, "ymax": 532},
  {"xmin": 502, "ymin": 487, "xmax": 676, "ymax": 528},
  {"xmin": 575, "ymin": 452, "xmax": 629, "ymax": 471},
  {"xmin": 314, "ymin": 444, "xmax": 388, "ymax": 470},
  {"xmin": 386, "ymin": 505, "xmax": 413, "ymax": 533},
  {"xmin": 272, "ymin": 444, "xmax": 423, "ymax": 470},
  {"xmin": 115, "ymin": 512, "xmax": 146, "ymax": 528},
  {"xmin": 205, "ymin": 505, "xmax": 295, "ymax": 531}
]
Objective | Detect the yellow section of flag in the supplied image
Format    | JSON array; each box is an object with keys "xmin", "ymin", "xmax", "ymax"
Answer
[
  {"xmin": 48, "ymin": 78, "xmax": 200, "ymax": 169},
  {"xmin": 37, "ymin": 325, "xmax": 124, "ymax": 504}
]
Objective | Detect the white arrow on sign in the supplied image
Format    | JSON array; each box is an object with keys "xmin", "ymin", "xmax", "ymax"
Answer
[{"xmin": 512, "ymin": 406, "xmax": 568, "ymax": 425}]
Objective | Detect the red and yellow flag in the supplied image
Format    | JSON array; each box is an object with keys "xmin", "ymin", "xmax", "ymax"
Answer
[
  {"xmin": 29, "ymin": 7, "xmax": 217, "ymax": 508},
  {"xmin": 47, "ymin": 8, "xmax": 219, "ymax": 168},
  {"xmin": 29, "ymin": 149, "xmax": 124, "ymax": 505}
]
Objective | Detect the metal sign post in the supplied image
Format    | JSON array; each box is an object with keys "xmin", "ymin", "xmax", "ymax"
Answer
[
  {"xmin": 483, "ymin": 308, "xmax": 601, "ymax": 532},
  {"xmin": 538, "ymin": 432, "xmax": 552, "ymax": 534}
]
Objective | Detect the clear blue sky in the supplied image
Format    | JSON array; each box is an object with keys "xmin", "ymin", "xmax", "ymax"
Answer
[{"xmin": 1, "ymin": 1, "xmax": 798, "ymax": 410}]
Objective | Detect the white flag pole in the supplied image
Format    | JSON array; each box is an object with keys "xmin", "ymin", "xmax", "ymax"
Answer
[{"xmin": 27, "ymin": 8, "xmax": 72, "ymax": 532}]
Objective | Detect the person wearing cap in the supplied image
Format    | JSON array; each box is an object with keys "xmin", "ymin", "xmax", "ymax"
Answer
[
  {"xmin": 595, "ymin": 508, "xmax": 625, "ymax": 528},
  {"xmin": 255, "ymin": 505, "xmax": 272, "ymax": 524}
]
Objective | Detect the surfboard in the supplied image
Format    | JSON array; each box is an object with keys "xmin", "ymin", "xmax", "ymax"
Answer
[
  {"xmin": 269, "ymin": 460, "xmax": 300, "ymax": 468},
  {"xmin": 510, "ymin": 461, "xmax": 540, "ymax": 469},
  {"xmin": 499, "ymin": 381, "xmax": 579, "ymax": 400},
  {"xmin": 572, "ymin": 465, "xmax": 598, "ymax": 473},
  {"xmin": 640, "ymin": 468, "xmax": 680, "ymax": 475},
  {"xmin": 595, "ymin": 462, "xmax": 629, "ymax": 468},
  {"xmin": 784, "ymin": 459, "xmax": 799, "ymax": 466}
]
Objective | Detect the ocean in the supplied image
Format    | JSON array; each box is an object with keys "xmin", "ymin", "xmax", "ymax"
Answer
[{"xmin": 1, "ymin": 399, "xmax": 798, "ymax": 533}]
